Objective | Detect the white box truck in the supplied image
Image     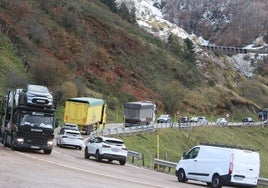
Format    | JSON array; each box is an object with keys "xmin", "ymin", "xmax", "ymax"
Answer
[{"xmin": 175, "ymin": 143, "xmax": 260, "ymax": 188}]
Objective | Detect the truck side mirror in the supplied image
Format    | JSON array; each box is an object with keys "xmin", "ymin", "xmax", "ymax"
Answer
[{"xmin": 55, "ymin": 119, "xmax": 59, "ymax": 128}]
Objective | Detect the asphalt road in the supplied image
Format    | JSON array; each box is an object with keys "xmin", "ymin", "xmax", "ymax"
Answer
[
  {"xmin": 0, "ymin": 141, "xmax": 209, "ymax": 188},
  {"xmin": 0, "ymin": 124, "xmax": 237, "ymax": 188}
]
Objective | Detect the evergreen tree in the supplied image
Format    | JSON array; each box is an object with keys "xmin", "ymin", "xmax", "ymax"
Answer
[{"xmin": 100, "ymin": 0, "xmax": 118, "ymax": 13}]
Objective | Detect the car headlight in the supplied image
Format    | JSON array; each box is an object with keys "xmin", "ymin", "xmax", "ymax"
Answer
[
  {"xmin": 47, "ymin": 140, "xmax": 54, "ymax": 145},
  {"xmin": 16, "ymin": 138, "xmax": 24, "ymax": 142}
]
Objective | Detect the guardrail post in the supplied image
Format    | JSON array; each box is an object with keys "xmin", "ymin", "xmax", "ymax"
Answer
[{"xmin": 142, "ymin": 153, "xmax": 145, "ymax": 166}]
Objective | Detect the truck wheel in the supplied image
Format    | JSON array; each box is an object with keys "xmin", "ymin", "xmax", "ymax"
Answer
[
  {"xmin": 86, "ymin": 126, "xmax": 92, "ymax": 135},
  {"xmin": 44, "ymin": 149, "xmax": 52, "ymax": 154},
  {"xmin": 2, "ymin": 132, "xmax": 8, "ymax": 147},
  {"xmin": 212, "ymin": 174, "xmax": 222, "ymax": 188},
  {"xmin": 177, "ymin": 169, "xmax": 186, "ymax": 182},
  {"xmin": 10, "ymin": 135, "xmax": 17, "ymax": 151}
]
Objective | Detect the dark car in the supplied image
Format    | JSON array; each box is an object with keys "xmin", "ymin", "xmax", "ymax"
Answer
[{"xmin": 180, "ymin": 116, "xmax": 188, "ymax": 123}]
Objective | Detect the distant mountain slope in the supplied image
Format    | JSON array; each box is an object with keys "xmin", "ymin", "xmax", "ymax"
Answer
[
  {"xmin": 0, "ymin": 0, "xmax": 267, "ymax": 119},
  {"xmin": 162, "ymin": 0, "xmax": 268, "ymax": 46}
]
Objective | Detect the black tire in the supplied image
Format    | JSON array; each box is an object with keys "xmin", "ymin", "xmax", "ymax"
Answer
[
  {"xmin": 85, "ymin": 126, "xmax": 92, "ymax": 135},
  {"xmin": 212, "ymin": 174, "xmax": 222, "ymax": 188},
  {"xmin": 18, "ymin": 92, "xmax": 26, "ymax": 106},
  {"xmin": 177, "ymin": 169, "xmax": 186, "ymax": 182},
  {"xmin": 44, "ymin": 149, "xmax": 52, "ymax": 154},
  {"xmin": 84, "ymin": 147, "xmax": 90, "ymax": 159},
  {"xmin": 119, "ymin": 160, "xmax": 126, "ymax": 165},
  {"xmin": 78, "ymin": 146, "xmax": 82, "ymax": 150},
  {"xmin": 207, "ymin": 183, "xmax": 212, "ymax": 187},
  {"xmin": 108, "ymin": 159, "xmax": 113, "ymax": 163},
  {"xmin": 3, "ymin": 132, "xmax": 8, "ymax": 147},
  {"xmin": 10, "ymin": 134, "xmax": 16, "ymax": 151},
  {"xmin": 95, "ymin": 150, "xmax": 102, "ymax": 162}
]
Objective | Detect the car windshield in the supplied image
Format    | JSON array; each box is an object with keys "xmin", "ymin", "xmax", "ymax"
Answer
[
  {"xmin": 20, "ymin": 114, "xmax": 53, "ymax": 128},
  {"xmin": 65, "ymin": 131, "xmax": 81, "ymax": 137},
  {"xmin": 63, "ymin": 124, "xmax": 78, "ymax": 130},
  {"xmin": 28, "ymin": 85, "xmax": 49, "ymax": 93}
]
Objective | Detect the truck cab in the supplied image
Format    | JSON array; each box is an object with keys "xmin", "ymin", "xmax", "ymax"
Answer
[{"xmin": 1, "ymin": 87, "xmax": 56, "ymax": 154}]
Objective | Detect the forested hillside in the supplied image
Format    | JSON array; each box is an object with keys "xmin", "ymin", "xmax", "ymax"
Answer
[
  {"xmin": 163, "ymin": 0, "xmax": 268, "ymax": 46},
  {"xmin": 1, "ymin": 0, "xmax": 268, "ymax": 121}
]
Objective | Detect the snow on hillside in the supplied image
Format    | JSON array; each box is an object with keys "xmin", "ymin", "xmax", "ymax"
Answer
[
  {"xmin": 116, "ymin": 0, "xmax": 267, "ymax": 78},
  {"xmin": 116, "ymin": 0, "xmax": 192, "ymax": 41}
]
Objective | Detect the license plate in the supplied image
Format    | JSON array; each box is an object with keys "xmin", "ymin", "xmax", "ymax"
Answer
[
  {"xmin": 111, "ymin": 148, "xmax": 119, "ymax": 152},
  {"xmin": 234, "ymin": 176, "xmax": 243, "ymax": 181},
  {"xmin": 31, "ymin": 146, "xmax": 40, "ymax": 149}
]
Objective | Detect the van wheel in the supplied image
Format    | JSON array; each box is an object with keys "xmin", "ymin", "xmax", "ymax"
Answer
[
  {"xmin": 212, "ymin": 174, "xmax": 221, "ymax": 188},
  {"xmin": 207, "ymin": 183, "xmax": 212, "ymax": 186},
  {"xmin": 177, "ymin": 169, "xmax": 186, "ymax": 182}
]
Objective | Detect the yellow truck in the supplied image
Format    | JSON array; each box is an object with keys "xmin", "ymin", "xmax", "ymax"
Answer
[{"xmin": 63, "ymin": 97, "xmax": 106, "ymax": 135}]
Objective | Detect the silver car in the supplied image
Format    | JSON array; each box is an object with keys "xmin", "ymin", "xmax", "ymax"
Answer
[
  {"xmin": 57, "ymin": 128, "xmax": 84, "ymax": 150},
  {"xmin": 26, "ymin": 84, "xmax": 53, "ymax": 108},
  {"xmin": 216, "ymin": 118, "xmax": 228, "ymax": 125}
]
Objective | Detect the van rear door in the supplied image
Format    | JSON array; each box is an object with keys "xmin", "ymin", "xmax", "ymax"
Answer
[{"xmin": 232, "ymin": 150, "xmax": 260, "ymax": 185}]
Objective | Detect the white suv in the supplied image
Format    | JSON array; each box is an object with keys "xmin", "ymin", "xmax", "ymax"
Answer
[
  {"xmin": 84, "ymin": 136, "xmax": 128, "ymax": 165},
  {"xmin": 157, "ymin": 114, "xmax": 171, "ymax": 123},
  {"xmin": 197, "ymin": 116, "xmax": 208, "ymax": 124},
  {"xmin": 57, "ymin": 128, "xmax": 84, "ymax": 150}
]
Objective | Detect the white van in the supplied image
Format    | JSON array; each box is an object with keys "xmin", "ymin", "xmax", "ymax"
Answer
[{"xmin": 175, "ymin": 144, "xmax": 260, "ymax": 188}]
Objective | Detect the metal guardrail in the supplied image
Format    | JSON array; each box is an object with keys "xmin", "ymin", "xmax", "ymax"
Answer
[
  {"xmin": 259, "ymin": 177, "xmax": 268, "ymax": 186},
  {"xmin": 154, "ymin": 158, "xmax": 268, "ymax": 187},
  {"xmin": 127, "ymin": 150, "xmax": 142, "ymax": 166},
  {"xmin": 91, "ymin": 124, "xmax": 268, "ymax": 186},
  {"xmin": 128, "ymin": 150, "xmax": 142, "ymax": 159},
  {"xmin": 92, "ymin": 122, "xmax": 268, "ymax": 137},
  {"xmin": 154, "ymin": 158, "xmax": 176, "ymax": 168}
]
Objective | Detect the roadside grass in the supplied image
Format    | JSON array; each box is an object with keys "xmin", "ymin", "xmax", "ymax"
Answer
[{"xmin": 120, "ymin": 126, "xmax": 268, "ymax": 178}]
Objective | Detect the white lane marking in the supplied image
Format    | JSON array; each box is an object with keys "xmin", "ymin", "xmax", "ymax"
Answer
[{"xmin": 16, "ymin": 151, "xmax": 169, "ymax": 188}]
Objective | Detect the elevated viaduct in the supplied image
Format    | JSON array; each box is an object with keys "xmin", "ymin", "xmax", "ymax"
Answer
[{"xmin": 202, "ymin": 45, "xmax": 268, "ymax": 55}]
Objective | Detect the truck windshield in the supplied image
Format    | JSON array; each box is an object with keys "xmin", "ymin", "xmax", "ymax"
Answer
[{"xmin": 20, "ymin": 114, "xmax": 53, "ymax": 129}]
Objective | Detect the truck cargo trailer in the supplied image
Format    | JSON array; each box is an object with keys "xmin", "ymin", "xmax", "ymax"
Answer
[
  {"xmin": 64, "ymin": 97, "xmax": 106, "ymax": 135},
  {"xmin": 123, "ymin": 101, "xmax": 156, "ymax": 127}
]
